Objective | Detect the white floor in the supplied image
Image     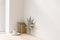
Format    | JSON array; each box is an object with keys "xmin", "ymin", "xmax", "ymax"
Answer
[{"xmin": 0, "ymin": 34, "xmax": 40, "ymax": 40}]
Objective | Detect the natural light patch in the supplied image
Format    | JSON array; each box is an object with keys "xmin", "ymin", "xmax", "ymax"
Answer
[{"xmin": 5, "ymin": 0, "xmax": 9, "ymax": 33}]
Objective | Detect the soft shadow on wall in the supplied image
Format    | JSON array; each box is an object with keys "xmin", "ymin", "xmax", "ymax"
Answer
[{"xmin": 24, "ymin": 0, "xmax": 60, "ymax": 40}]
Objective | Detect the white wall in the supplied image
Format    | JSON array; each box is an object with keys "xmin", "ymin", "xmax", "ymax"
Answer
[
  {"xmin": 10, "ymin": 0, "xmax": 24, "ymax": 32},
  {"xmin": 0, "ymin": 0, "xmax": 5, "ymax": 32},
  {"xmin": 24, "ymin": 0, "xmax": 60, "ymax": 40}
]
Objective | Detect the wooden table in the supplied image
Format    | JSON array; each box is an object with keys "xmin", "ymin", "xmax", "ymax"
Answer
[{"xmin": 0, "ymin": 34, "xmax": 40, "ymax": 40}]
